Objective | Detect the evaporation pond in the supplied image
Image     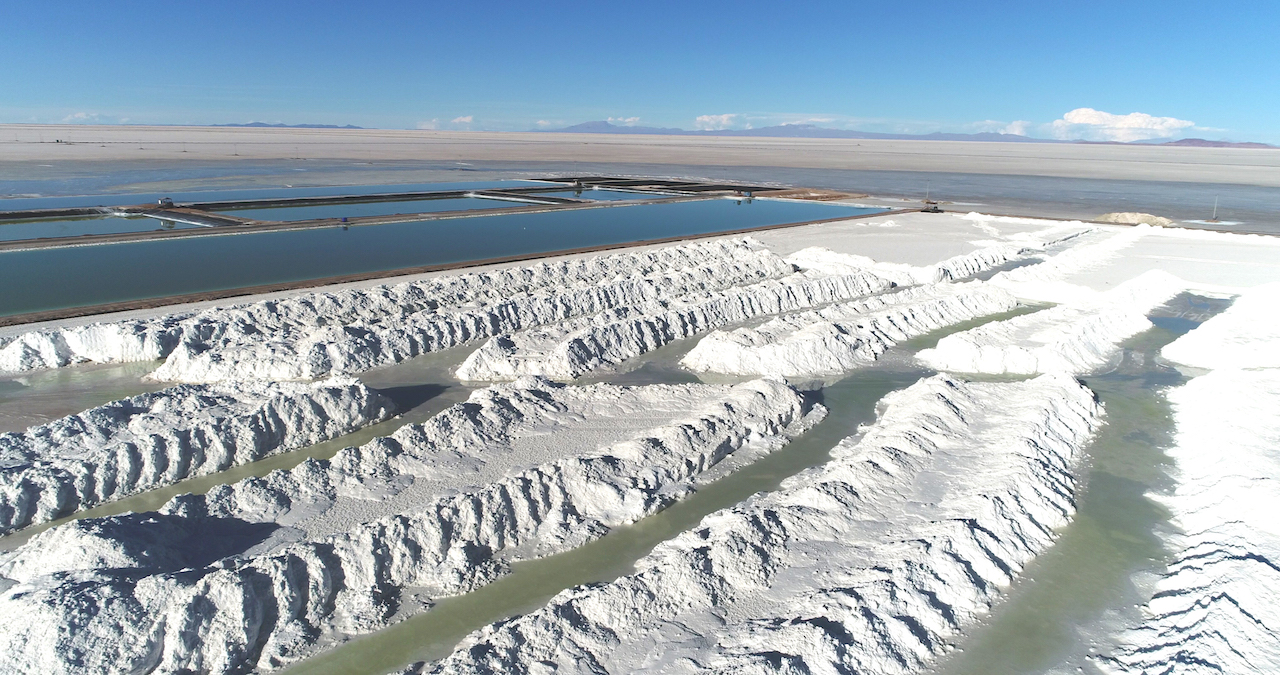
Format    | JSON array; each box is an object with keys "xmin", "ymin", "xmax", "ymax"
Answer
[
  {"xmin": 0, "ymin": 180, "xmax": 554, "ymax": 211},
  {"xmin": 0, "ymin": 216, "xmax": 198, "ymax": 241},
  {"xmin": 538, "ymin": 189, "xmax": 669, "ymax": 201},
  {"xmin": 0, "ymin": 198, "xmax": 885, "ymax": 316},
  {"xmin": 212, "ymin": 197, "xmax": 523, "ymax": 222}
]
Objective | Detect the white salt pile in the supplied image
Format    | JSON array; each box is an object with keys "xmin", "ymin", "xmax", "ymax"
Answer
[
  {"xmin": 455, "ymin": 270, "xmax": 890, "ymax": 381},
  {"xmin": 680, "ymin": 281, "xmax": 1017, "ymax": 378},
  {"xmin": 423, "ymin": 374, "xmax": 1100, "ymax": 674},
  {"xmin": 0, "ymin": 378, "xmax": 393, "ymax": 534},
  {"xmin": 0, "ymin": 377, "xmax": 817, "ymax": 673},
  {"xmin": 917, "ymin": 269, "xmax": 1187, "ymax": 375}
]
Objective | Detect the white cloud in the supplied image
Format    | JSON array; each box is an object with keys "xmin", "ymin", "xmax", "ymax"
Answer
[
  {"xmin": 416, "ymin": 119, "xmax": 439, "ymax": 130},
  {"xmin": 694, "ymin": 113, "xmax": 748, "ymax": 131},
  {"xmin": 607, "ymin": 116, "xmax": 641, "ymax": 126},
  {"xmin": 450, "ymin": 115, "xmax": 474, "ymax": 125},
  {"xmin": 61, "ymin": 112, "xmax": 112, "ymax": 124},
  {"xmin": 535, "ymin": 120, "xmax": 553, "ymax": 128},
  {"xmin": 1002, "ymin": 120, "xmax": 1031, "ymax": 136},
  {"xmin": 1049, "ymin": 107, "xmax": 1194, "ymax": 142}
]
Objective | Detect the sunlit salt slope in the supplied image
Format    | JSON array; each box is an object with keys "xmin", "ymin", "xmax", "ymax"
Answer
[
  {"xmin": 0, "ymin": 239, "xmax": 794, "ymax": 382},
  {"xmin": 917, "ymin": 269, "xmax": 1187, "ymax": 375},
  {"xmin": 421, "ymin": 374, "xmax": 1101, "ymax": 675},
  {"xmin": 0, "ymin": 378, "xmax": 393, "ymax": 534},
  {"xmin": 680, "ymin": 281, "xmax": 1016, "ymax": 378},
  {"xmin": 0, "ymin": 378, "xmax": 818, "ymax": 674},
  {"xmin": 454, "ymin": 269, "xmax": 890, "ymax": 381}
]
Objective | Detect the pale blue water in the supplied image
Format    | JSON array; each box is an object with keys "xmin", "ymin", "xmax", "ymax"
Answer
[
  {"xmin": 214, "ymin": 197, "xmax": 521, "ymax": 222},
  {"xmin": 0, "ymin": 197, "xmax": 884, "ymax": 316},
  {"xmin": 0, "ymin": 180, "xmax": 550, "ymax": 211},
  {"xmin": 537, "ymin": 189, "xmax": 668, "ymax": 201},
  {"xmin": 0, "ymin": 216, "xmax": 197, "ymax": 241}
]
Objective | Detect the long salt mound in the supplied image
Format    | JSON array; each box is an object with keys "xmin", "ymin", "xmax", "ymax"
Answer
[
  {"xmin": 786, "ymin": 243, "xmax": 1026, "ymax": 285},
  {"xmin": 0, "ymin": 378, "xmax": 393, "ymax": 534},
  {"xmin": 1161, "ymin": 281, "xmax": 1280, "ymax": 369},
  {"xmin": 0, "ymin": 238, "xmax": 789, "ymax": 381},
  {"xmin": 918, "ymin": 270, "xmax": 1186, "ymax": 375},
  {"xmin": 0, "ymin": 378, "xmax": 814, "ymax": 674},
  {"xmin": 989, "ymin": 227, "xmax": 1149, "ymax": 303},
  {"xmin": 455, "ymin": 269, "xmax": 891, "ymax": 381},
  {"xmin": 1098, "ymin": 368, "xmax": 1280, "ymax": 675},
  {"xmin": 680, "ymin": 281, "xmax": 1017, "ymax": 378},
  {"xmin": 426, "ymin": 373, "xmax": 1101, "ymax": 675}
]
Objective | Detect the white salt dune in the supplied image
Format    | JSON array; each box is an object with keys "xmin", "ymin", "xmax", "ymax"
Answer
[
  {"xmin": 987, "ymin": 225, "xmax": 1150, "ymax": 304},
  {"xmin": 1161, "ymin": 281, "xmax": 1280, "ymax": 369},
  {"xmin": 917, "ymin": 269, "xmax": 1187, "ymax": 375},
  {"xmin": 0, "ymin": 377, "xmax": 816, "ymax": 674},
  {"xmin": 0, "ymin": 239, "xmax": 791, "ymax": 382},
  {"xmin": 1098, "ymin": 368, "xmax": 1280, "ymax": 675},
  {"xmin": 0, "ymin": 378, "xmax": 393, "ymax": 535},
  {"xmin": 454, "ymin": 237, "xmax": 1048, "ymax": 383},
  {"xmin": 423, "ymin": 373, "xmax": 1101, "ymax": 675},
  {"xmin": 783, "ymin": 242, "xmax": 1027, "ymax": 285},
  {"xmin": 679, "ymin": 281, "xmax": 1017, "ymax": 378},
  {"xmin": 454, "ymin": 270, "xmax": 890, "ymax": 381}
]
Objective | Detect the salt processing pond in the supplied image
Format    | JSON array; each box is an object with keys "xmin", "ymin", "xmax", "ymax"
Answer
[
  {"xmin": 0, "ymin": 197, "xmax": 885, "ymax": 316},
  {"xmin": 211, "ymin": 196, "xmax": 524, "ymax": 221},
  {"xmin": 0, "ymin": 215, "xmax": 198, "ymax": 241}
]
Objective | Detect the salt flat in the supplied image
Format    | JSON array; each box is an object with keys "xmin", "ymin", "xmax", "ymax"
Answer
[
  {"xmin": 0, "ymin": 200, "xmax": 1278, "ymax": 675},
  {"xmin": 4, "ymin": 125, "xmax": 1279, "ymax": 186}
]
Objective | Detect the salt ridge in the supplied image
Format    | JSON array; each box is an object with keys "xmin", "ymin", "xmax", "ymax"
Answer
[
  {"xmin": 917, "ymin": 270, "xmax": 1187, "ymax": 375},
  {"xmin": 784, "ymin": 243, "xmax": 1026, "ymax": 285},
  {"xmin": 680, "ymin": 282, "xmax": 1018, "ymax": 378},
  {"xmin": 454, "ymin": 270, "xmax": 891, "ymax": 381},
  {"xmin": 0, "ymin": 239, "xmax": 787, "ymax": 380},
  {"xmin": 0, "ymin": 378, "xmax": 393, "ymax": 535},
  {"xmin": 426, "ymin": 374, "xmax": 1101, "ymax": 674},
  {"xmin": 0, "ymin": 378, "xmax": 815, "ymax": 674}
]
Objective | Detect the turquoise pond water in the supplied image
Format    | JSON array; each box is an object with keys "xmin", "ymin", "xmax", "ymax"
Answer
[
  {"xmin": 0, "ymin": 216, "xmax": 198, "ymax": 241},
  {"xmin": 213, "ymin": 196, "xmax": 522, "ymax": 222},
  {"xmin": 537, "ymin": 189, "xmax": 669, "ymax": 201},
  {"xmin": 0, "ymin": 180, "xmax": 550, "ymax": 211},
  {"xmin": 0, "ymin": 197, "xmax": 884, "ymax": 316}
]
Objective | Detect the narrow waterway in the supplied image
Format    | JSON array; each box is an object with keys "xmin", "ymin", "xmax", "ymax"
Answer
[{"xmin": 928, "ymin": 293, "xmax": 1229, "ymax": 675}]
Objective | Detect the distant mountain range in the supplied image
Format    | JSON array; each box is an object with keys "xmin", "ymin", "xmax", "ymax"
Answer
[
  {"xmin": 541, "ymin": 121, "xmax": 1274, "ymax": 148},
  {"xmin": 212, "ymin": 122, "xmax": 364, "ymax": 129}
]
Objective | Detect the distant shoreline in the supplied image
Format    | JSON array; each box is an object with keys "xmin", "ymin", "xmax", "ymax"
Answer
[{"xmin": 3, "ymin": 125, "xmax": 1279, "ymax": 187}]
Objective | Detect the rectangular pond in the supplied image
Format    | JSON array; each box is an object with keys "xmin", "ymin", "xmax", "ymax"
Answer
[
  {"xmin": 211, "ymin": 196, "xmax": 524, "ymax": 222},
  {"xmin": 0, "ymin": 198, "xmax": 885, "ymax": 316},
  {"xmin": 537, "ymin": 189, "xmax": 670, "ymax": 201},
  {"xmin": 0, "ymin": 216, "xmax": 197, "ymax": 242},
  {"xmin": 0, "ymin": 180, "xmax": 556, "ymax": 212}
]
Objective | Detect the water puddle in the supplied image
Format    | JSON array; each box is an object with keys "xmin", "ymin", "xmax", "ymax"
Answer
[{"xmin": 0, "ymin": 359, "xmax": 165, "ymax": 433}]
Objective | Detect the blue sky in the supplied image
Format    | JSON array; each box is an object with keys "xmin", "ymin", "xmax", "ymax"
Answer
[{"xmin": 4, "ymin": 0, "xmax": 1278, "ymax": 142}]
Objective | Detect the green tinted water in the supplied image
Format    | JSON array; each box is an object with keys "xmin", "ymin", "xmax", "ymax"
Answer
[{"xmin": 928, "ymin": 294, "xmax": 1229, "ymax": 675}]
